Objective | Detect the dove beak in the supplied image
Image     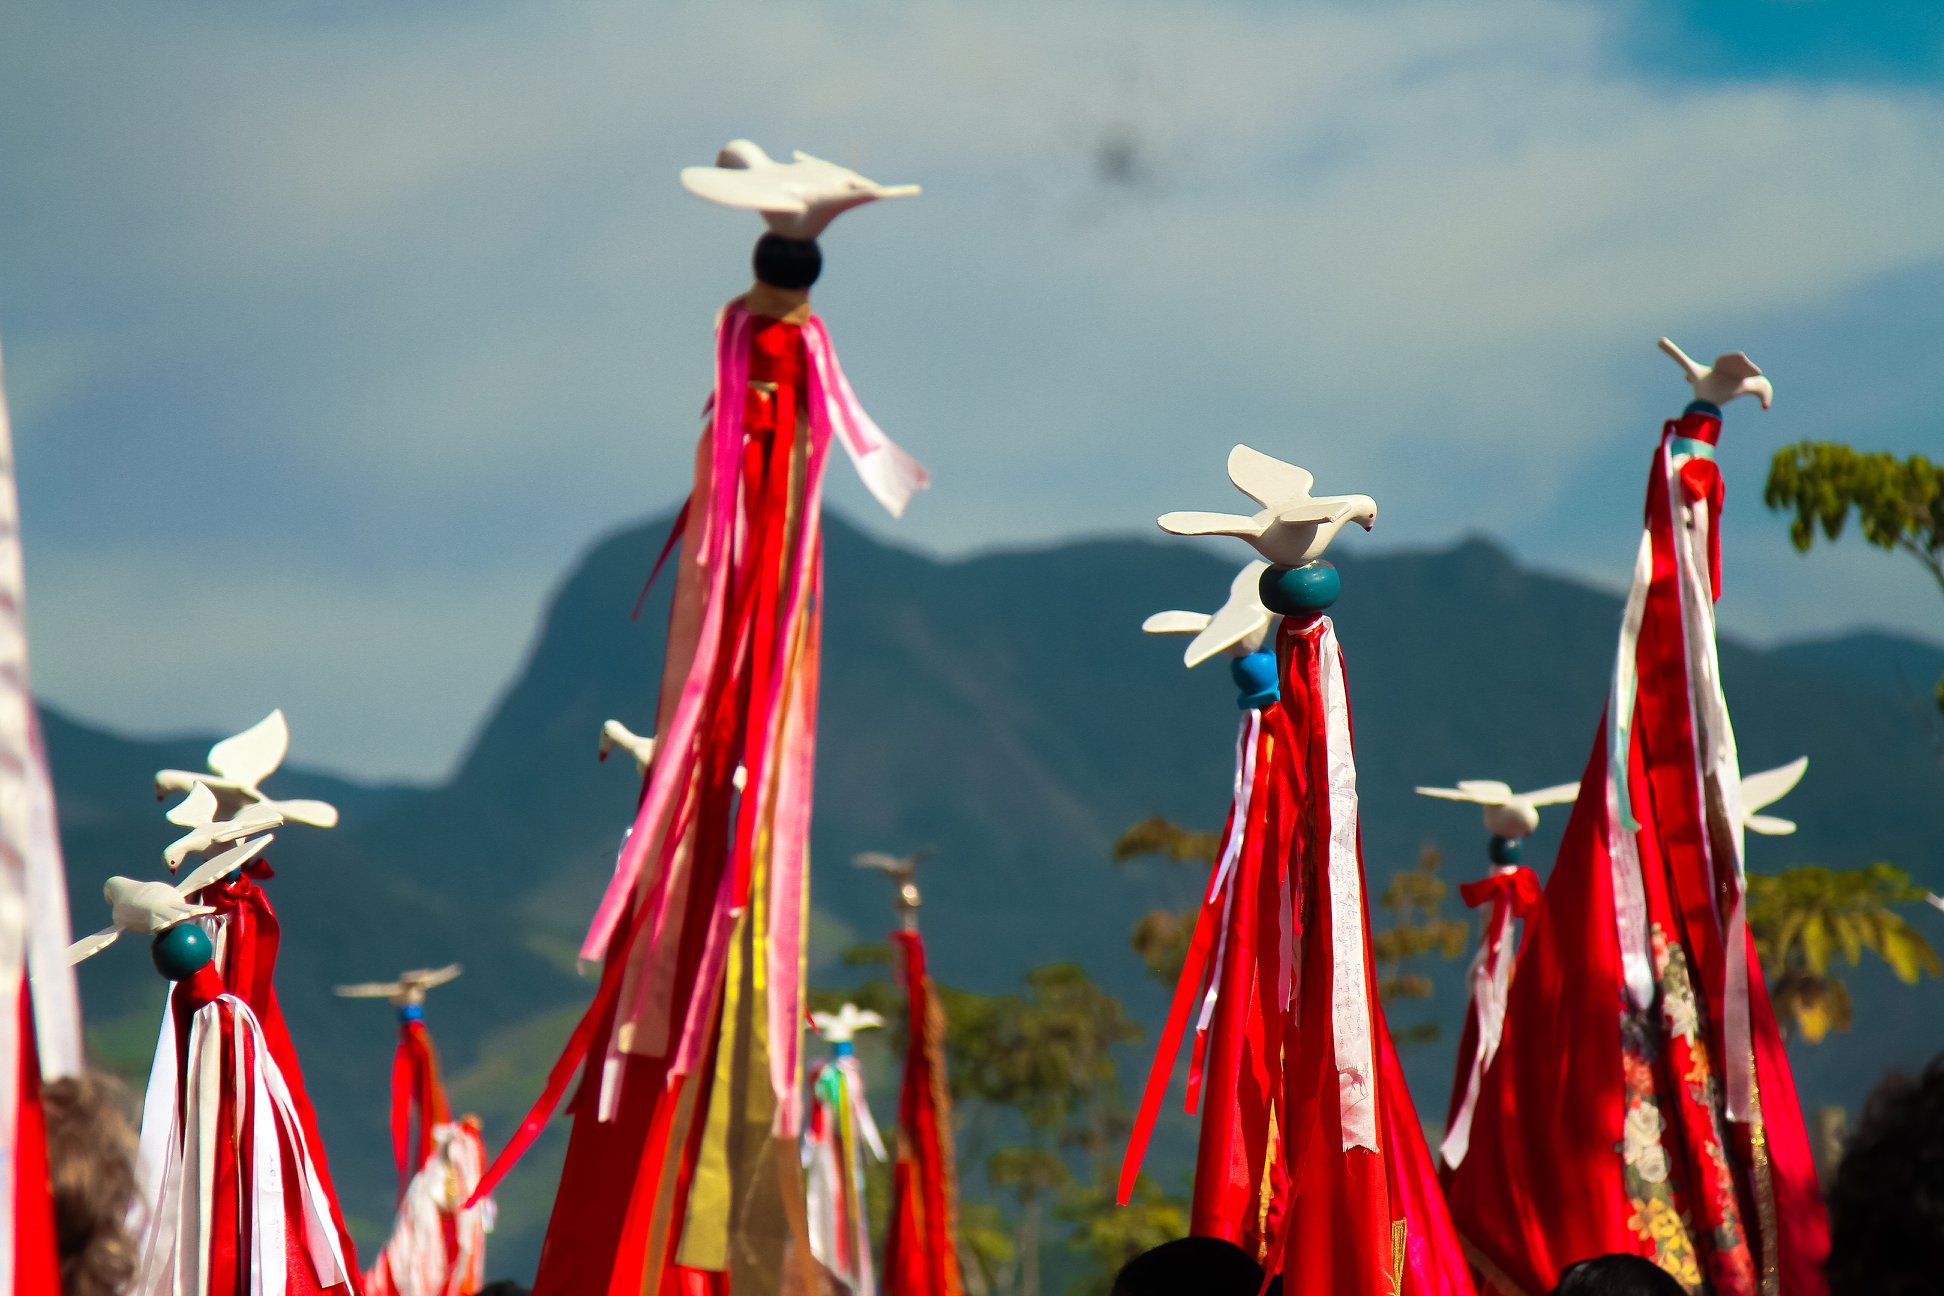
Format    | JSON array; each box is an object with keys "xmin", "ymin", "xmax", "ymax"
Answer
[{"xmin": 1751, "ymin": 378, "xmax": 1773, "ymax": 410}]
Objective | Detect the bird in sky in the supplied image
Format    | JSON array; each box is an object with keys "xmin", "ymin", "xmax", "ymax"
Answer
[
  {"xmin": 161, "ymin": 781, "xmax": 283, "ymax": 871},
  {"xmin": 64, "ymin": 834, "xmax": 275, "ymax": 964},
  {"xmin": 1159, "ymin": 445, "xmax": 1377, "ymax": 567},
  {"xmin": 1414, "ymin": 779, "xmax": 1581, "ymax": 841},
  {"xmin": 681, "ymin": 140, "xmax": 921, "ymax": 240},
  {"xmin": 333, "ymin": 963, "xmax": 465, "ymax": 1008},
  {"xmin": 153, "ymin": 709, "xmax": 339, "ymax": 829},
  {"xmin": 1658, "ymin": 337, "xmax": 1773, "ymax": 410},
  {"xmin": 1142, "ymin": 559, "xmax": 1275, "ymax": 668}
]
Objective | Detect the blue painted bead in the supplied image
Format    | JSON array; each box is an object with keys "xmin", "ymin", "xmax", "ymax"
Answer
[
  {"xmin": 833, "ymin": 1039, "xmax": 855, "ymax": 1058},
  {"xmin": 1231, "ymin": 650, "xmax": 1281, "ymax": 710},
  {"xmin": 1260, "ymin": 561, "xmax": 1340, "ymax": 615},
  {"xmin": 1488, "ymin": 836, "xmax": 1521, "ymax": 865},
  {"xmin": 151, "ymin": 923, "xmax": 214, "ymax": 980},
  {"xmin": 398, "ymin": 1002, "xmax": 425, "ymax": 1024}
]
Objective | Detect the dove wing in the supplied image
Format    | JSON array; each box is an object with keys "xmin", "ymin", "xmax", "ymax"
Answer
[
  {"xmin": 853, "ymin": 852, "xmax": 909, "ymax": 873},
  {"xmin": 1226, "ymin": 445, "xmax": 1313, "ymax": 507},
  {"xmin": 848, "ymin": 1008, "xmax": 886, "ymax": 1031},
  {"xmin": 1415, "ymin": 782, "xmax": 1512, "ymax": 805},
  {"xmin": 1520, "ymin": 781, "xmax": 1582, "ymax": 808},
  {"xmin": 64, "ymin": 927, "xmax": 121, "ymax": 965},
  {"xmin": 1142, "ymin": 610, "xmax": 1210, "ymax": 636},
  {"xmin": 208, "ymin": 710, "xmax": 289, "ymax": 785},
  {"xmin": 269, "ymin": 798, "xmax": 338, "ymax": 829},
  {"xmin": 1740, "ymin": 756, "xmax": 1808, "ymax": 814},
  {"xmin": 165, "ymin": 782, "xmax": 218, "ymax": 828},
  {"xmin": 175, "ymin": 834, "xmax": 274, "ymax": 898},
  {"xmin": 335, "ymin": 981, "xmax": 404, "ymax": 999},
  {"xmin": 1184, "ymin": 605, "xmax": 1271, "ymax": 669},
  {"xmin": 1744, "ymin": 813, "xmax": 1798, "ymax": 837},
  {"xmin": 680, "ymin": 166, "xmax": 810, "ymax": 214},
  {"xmin": 1157, "ymin": 510, "xmax": 1268, "ymax": 541},
  {"xmin": 409, "ymin": 963, "xmax": 463, "ymax": 990}
]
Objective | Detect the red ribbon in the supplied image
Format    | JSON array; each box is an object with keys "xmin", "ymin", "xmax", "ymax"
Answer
[{"xmin": 1458, "ymin": 867, "xmax": 1541, "ymax": 919}]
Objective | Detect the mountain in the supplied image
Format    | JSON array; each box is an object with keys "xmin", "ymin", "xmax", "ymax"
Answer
[{"xmin": 48, "ymin": 517, "xmax": 1944, "ymax": 1281}]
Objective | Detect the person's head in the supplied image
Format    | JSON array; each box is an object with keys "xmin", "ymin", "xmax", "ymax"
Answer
[
  {"xmin": 43, "ymin": 1069, "xmax": 138, "ymax": 1296},
  {"xmin": 1548, "ymin": 1254, "xmax": 1685, "ymax": 1296},
  {"xmin": 1827, "ymin": 1053, "xmax": 1944, "ymax": 1296},
  {"xmin": 1111, "ymin": 1237, "xmax": 1265, "ymax": 1296}
]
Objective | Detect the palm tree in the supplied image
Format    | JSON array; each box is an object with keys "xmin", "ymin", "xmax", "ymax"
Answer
[{"xmin": 1747, "ymin": 862, "xmax": 1942, "ymax": 1043}]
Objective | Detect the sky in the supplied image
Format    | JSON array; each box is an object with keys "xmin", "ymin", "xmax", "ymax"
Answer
[{"xmin": 2, "ymin": 0, "xmax": 1942, "ymax": 781}]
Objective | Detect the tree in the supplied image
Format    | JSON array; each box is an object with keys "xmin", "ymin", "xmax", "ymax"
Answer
[
  {"xmin": 1765, "ymin": 443, "xmax": 1944, "ymax": 711},
  {"xmin": 1370, "ymin": 844, "xmax": 1469, "ymax": 1044},
  {"xmin": 1111, "ymin": 817, "xmax": 1217, "ymax": 986},
  {"xmin": 1746, "ymin": 862, "xmax": 1942, "ymax": 1043}
]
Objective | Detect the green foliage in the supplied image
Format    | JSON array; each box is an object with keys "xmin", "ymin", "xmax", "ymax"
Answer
[
  {"xmin": 1113, "ymin": 816, "xmax": 1218, "ymax": 987},
  {"xmin": 1056, "ymin": 1175, "xmax": 1189, "ymax": 1296},
  {"xmin": 1112, "ymin": 817, "xmax": 1221, "ymax": 866},
  {"xmin": 1372, "ymin": 845, "xmax": 1468, "ymax": 1036},
  {"xmin": 1766, "ymin": 443, "xmax": 1944, "ymax": 712},
  {"xmin": 1748, "ymin": 862, "xmax": 1942, "ymax": 1043}
]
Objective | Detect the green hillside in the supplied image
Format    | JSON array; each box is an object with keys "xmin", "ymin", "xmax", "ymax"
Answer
[{"xmin": 49, "ymin": 515, "xmax": 1944, "ymax": 1282}]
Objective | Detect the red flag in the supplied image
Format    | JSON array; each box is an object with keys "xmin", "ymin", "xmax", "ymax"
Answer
[
  {"xmin": 884, "ymin": 931, "xmax": 965, "ymax": 1296},
  {"xmin": 1447, "ymin": 410, "xmax": 1828, "ymax": 1296}
]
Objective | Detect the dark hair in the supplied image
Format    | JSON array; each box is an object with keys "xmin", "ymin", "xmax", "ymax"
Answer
[
  {"xmin": 1548, "ymin": 1254, "xmax": 1685, "ymax": 1296},
  {"xmin": 1111, "ymin": 1236, "xmax": 1265, "ymax": 1296},
  {"xmin": 43, "ymin": 1070, "xmax": 138, "ymax": 1296},
  {"xmin": 1827, "ymin": 1053, "xmax": 1944, "ymax": 1296}
]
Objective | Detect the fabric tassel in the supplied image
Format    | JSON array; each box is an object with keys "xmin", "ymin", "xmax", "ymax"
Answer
[
  {"xmin": 804, "ymin": 1053, "xmax": 885, "ymax": 1296},
  {"xmin": 365, "ymin": 1121, "xmax": 493, "ymax": 1296},
  {"xmin": 0, "ymin": 338, "xmax": 80, "ymax": 1296},
  {"xmin": 130, "ymin": 965, "xmax": 352, "ymax": 1296},
  {"xmin": 883, "ymin": 932, "xmax": 963, "ymax": 1296},
  {"xmin": 1445, "ymin": 409, "xmax": 1828, "ymax": 1296},
  {"xmin": 474, "ymin": 297, "xmax": 921, "ymax": 1296},
  {"xmin": 1440, "ymin": 865, "xmax": 1540, "ymax": 1171}
]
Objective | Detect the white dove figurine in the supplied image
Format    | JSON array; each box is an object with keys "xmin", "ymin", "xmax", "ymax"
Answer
[
  {"xmin": 1658, "ymin": 338, "xmax": 1773, "ymax": 410},
  {"xmin": 600, "ymin": 719, "xmax": 747, "ymax": 790},
  {"xmin": 334, "ymin": 963, "xmax": 464, "ymax": 1007},
  {"xmin": 1415, "ymin": 779, "xmax": 1581, "ymax": 840},
  {"xmin": 811, "ymin": 1003, "xmax": 886, "ymax": 1045},
  {"xmin": 681, "ymin": 141, "xmax": 921, "ymax": 241},
  {"xmin": 154, "ymin": 709, "xmax": 340, "ymax": 829},
  {"xmin": 64, "ymin": 834, "xmax": 275, "ymax": 964},
  {"xmin": 1740, "ymin": 756, "xmax": 1808, "ymax": 835},
  {"xmin": 855, "ymin": 848, "xmax": 931, "ymax": 921},
  {"xmin": 598, "ymin": 720, "xmax": 657, "ymax": 773},
  {"xmin": 1159, "ymin": 446, "xmax": 1376, "ymax": 567},
  {"xmin": 161, "ymin": 781, "xmax": 283, "ymax": 871},
  {"xmin": 1143, "ymin": 560, "xmax": 1276, "ymax": 668}
]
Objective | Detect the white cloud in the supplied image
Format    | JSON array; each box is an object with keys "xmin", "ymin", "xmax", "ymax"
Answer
[{"xmin": 2, "ymin": 0, "xmax": 1941, "ymax": 777}]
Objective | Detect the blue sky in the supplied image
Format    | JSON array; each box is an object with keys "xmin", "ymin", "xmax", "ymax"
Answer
[{"xmin": 2, "ymin": 0, "xmax": 1941, "ymax": 779}]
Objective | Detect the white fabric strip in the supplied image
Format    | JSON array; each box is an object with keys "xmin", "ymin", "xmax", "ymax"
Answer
[
  {"xmin": 1317, "ymin": 620, "xmax": 1378, "ymax": 1153},
  {"xmin": 1605, "ymin": 529, "xmax": 1657, "ymax": 1011},
  {"xmin": 1197, "ymin": 709, "xmax": 1261, "ymax": 1033},
  {"xmin": 1440, "ymin": 869, "xmax": 1521, "ymax": 1170},
  {"xmin": 1667, "ymin": 453, "xmax": 1755, "ymax": 1122}
]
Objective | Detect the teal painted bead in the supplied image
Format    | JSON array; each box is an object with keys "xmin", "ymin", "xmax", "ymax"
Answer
[
  {"xmin": 151, "ymin": 923, "xmax": 214, "ymax": 980},
  {"xmin": 1260, "ymin": 561, "xmax": 1340, "ymax": 615},
  {"xmin": 1488, "ymin": 836, "xmax": 1521, "ymax": 865}
]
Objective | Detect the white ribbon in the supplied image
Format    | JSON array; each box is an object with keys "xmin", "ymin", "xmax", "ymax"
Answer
[
  {"xmin": 1605, "ymin": 531, "xmax": 1657, "ymax": 1012},
  {"xmin": 1440, "ymin": 867, "xmax": 1522, "ymax": 1170},
  {"xmin": 801, "ymin": 318, "xmax": 929, "ymax": 519},
  {"xmin": 1197, "ymin": 710, "xmax": 1262, "ymax": 1033},
  {"xmin": 1317, "ymin": 620, "xmax": 1378, "ymax": 1154},
  {"xmin": 1667, "ymin": 451, "xmax": 1755, "ymax": 1122}
]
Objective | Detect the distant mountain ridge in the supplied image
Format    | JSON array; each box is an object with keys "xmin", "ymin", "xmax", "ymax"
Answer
[{"xmin": 46, "ymin": 516, "xmax": 1944, "ymax": 1280}]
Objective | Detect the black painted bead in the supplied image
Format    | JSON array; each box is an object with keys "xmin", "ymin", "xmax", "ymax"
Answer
[
  {"xmin": 753, "ymin": 234, "xmax": 822, "ymax": 290},
  {"xmin": 1488, "ymin": 836, "xmax": 1522, "ymax": 865}
]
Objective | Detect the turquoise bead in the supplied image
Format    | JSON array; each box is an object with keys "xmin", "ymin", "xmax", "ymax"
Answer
[
  {"xmin": 151, "ymin": 923, "xmax": 214, "ymax": 980},
  {"xmin": 1231, "ymin": 649, "xmax": 1280, "ymax": 710},
  {"xmin": 1488, "ymin": 836, "xmax": 1521, "ymax": 865},
  {"xmin": 1260, "ymin": 561, "xmax": 1340, "ymax": 615}
]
